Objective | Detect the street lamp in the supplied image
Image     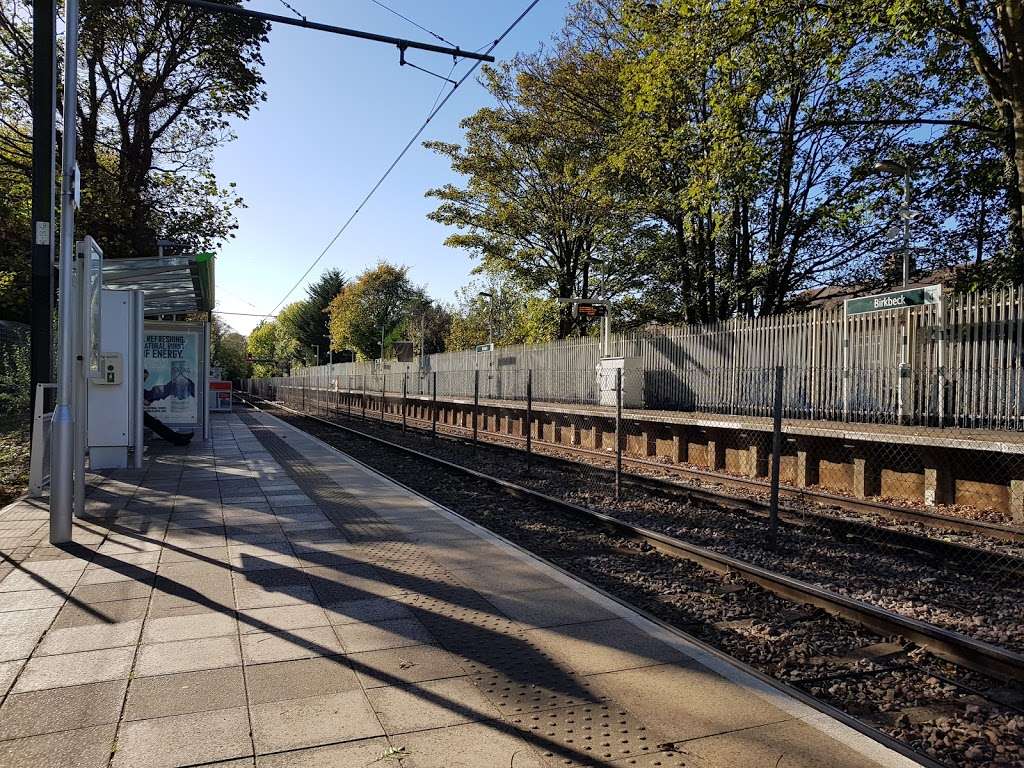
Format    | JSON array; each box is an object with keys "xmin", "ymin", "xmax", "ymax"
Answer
[
  {"xmin": 873, "ymin": 159, "xmax": 912, "ymax": 287},
  {"xmin": 478, "ymin": 291, "xmax": 494, "ymax": 346}
]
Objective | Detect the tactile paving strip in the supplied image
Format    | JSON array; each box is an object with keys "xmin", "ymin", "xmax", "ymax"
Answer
[{"xmin": 510, "ymin": 704, "xmax": 670, "ymax": 767}]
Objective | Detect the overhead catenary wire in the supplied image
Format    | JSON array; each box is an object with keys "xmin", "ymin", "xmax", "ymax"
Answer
[
  {"xmin": 369, "ymin": 0, "xmax": 455, "ymax": 46},
  {"xmin": 257, "ymin": 0, "xmax": 544, "ymax": 325}
]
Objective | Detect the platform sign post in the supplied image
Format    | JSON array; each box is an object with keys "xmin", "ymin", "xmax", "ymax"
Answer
[
  {"xmin": 526, "ymin": 370, "xmax": 533, "ymax": 470},
  {"xmin": 768, "ymin": 366, "xmax": 784, "ymax": 541},
  {"xmin": 472, "ymin": 370, "xmax": 479, "ymax": 450},
  {"xmin": 843, "ymin": 285, "xmax": 941, "ymax": 426},
  {"xmin": 402, "ymin": 375, "xmax": 407, "ymax": 432},
  {"xmin": 381, "ymin": 374, "xmax": 386, "ymax": 424},
  {"xmin": 431, "ymin": 372, "xmax": 437, "ymax": 440},
  {"xmin": 614, "ymin": 368, "xmax": 622, "ymax": 501}
]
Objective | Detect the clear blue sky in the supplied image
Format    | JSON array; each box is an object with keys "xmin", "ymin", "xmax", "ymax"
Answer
[{"xmin": 213, "ymin": 0, "xmax": 570, "ymax": 334}]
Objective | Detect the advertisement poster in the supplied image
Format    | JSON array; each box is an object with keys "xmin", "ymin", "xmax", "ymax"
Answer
[{"xmin": 143, "ymin": 331, "xmax": 199, "ymax": 424}]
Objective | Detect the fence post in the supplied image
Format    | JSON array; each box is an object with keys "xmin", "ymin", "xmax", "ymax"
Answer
[
  {"xmin": 526, "ymin": 369, "xmax": 533, "ymax": 469},
  {"xmin": 402, "ymin": 374, "xmax": 407, "ymax": 432},
  {"xmin": 301, "ymin": 378, "xmax": 306, "ymax": 412},
  {"xmin": 381, "ymin": 373, "xmax": 386, "ymax": 424},
  {"xmin": 769, "ymin": 366, "xmax": 784, "ymax": 540},
  {"xmin": 431, "ymin": 372, "xmax": 438, "ymax": 440},
  {"xmin": 362, "ymin": 374, "xmax": 367, "ymax": 420},
  {"xmin": 615, "ymin": 368, "xmax": 622, "ymax": 501},
  {"xmin": 473, "ymin": 369, "xmax": 479, "ymax": 450}
]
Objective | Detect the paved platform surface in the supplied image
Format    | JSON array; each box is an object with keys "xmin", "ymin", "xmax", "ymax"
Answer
[{"xmin": 0, "ymin": 412, "xmax": 917, "ymax": 767}]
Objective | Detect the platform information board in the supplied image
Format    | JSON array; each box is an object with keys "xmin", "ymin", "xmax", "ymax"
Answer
[{"xmin": 143, "ymin": 330, "xmax": 199, "ymax": 423}]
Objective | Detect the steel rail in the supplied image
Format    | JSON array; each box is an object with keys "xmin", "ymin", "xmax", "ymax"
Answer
[
  {"xmin": 239, "ymin": 393, "xmax": 1024, "ymax": 686},
  {"xmin": 274, "ymin": 384, "xmax": 1024, "ymax": 542},
  {"xmin": 274, "ymin": 386, "xmax": 1024, "ymax": 573}
]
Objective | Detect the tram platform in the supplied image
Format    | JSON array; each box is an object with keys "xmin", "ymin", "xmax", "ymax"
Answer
[{"xmin": 0, "ymin": 413, "xmax": 917, "ymax": 768}]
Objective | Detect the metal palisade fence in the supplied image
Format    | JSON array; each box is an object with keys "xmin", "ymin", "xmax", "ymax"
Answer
[{"xmin": 259, "ymin": 284, "xmax": 1024, "ymax": 430}]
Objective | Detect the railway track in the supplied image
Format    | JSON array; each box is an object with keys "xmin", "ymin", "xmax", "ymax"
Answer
[
  {"xmin": 275, "ymin": 386, "xmax": 1024, "ymax": 543},
  {"xmin": 238, "ymin": 394, "xmax": 1024, "ymax": 767}
]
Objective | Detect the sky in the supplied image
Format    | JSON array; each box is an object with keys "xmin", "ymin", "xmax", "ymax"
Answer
[{"xmin": 212, "ymin": 0, "xmax": 571, "ymax": 335}]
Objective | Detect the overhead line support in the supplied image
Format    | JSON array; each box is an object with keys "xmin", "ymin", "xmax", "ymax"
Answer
[{"xmin": 166, "ymin": 0, "xmax": 495, "ymax": 62}]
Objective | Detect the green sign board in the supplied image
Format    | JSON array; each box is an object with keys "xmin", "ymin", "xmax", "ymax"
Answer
[{"xmin": 844, "ymin": 285, "xmax": 941, "ymax": 316}]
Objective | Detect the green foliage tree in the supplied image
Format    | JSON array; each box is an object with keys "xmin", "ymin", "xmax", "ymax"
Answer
[
  {"xmin": 246, "ymin": 321, "xmax": 280, "ymax": 378},
  {"xmin": 884, "ymin": 0, "xmax": 1024, "ymax": 280},
  {"xmin": 444, "ymin": 277, "xmax": 560, "ymax": 350},
  {"xmin": 209, "ymin": 316, "xmax": 250, "ymax": 381},
  {"xmin": 291, "ymin": 269, "xmax": 345, "ymax": 364},
  {"xmin": 426, "ymin": 53, "xmax": 644, "ymax": 339},
  {"xmin": 327, "ymin": 264, "xmax": 425, "ymax": 360},
  {"xmin": 0, "ymin": 1, "xmax": 267, "ymax": 263}
]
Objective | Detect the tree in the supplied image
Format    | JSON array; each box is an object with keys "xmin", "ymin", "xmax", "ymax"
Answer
[
  {"xmin": 291, "ymin": 269, "xmax": 345, "ymax": 364},
  {"xmin": 327, "ymin": 264, "xmax": 424, "ymax": 360},
  {"xmin": 426, "ymin": 53, "xmax": 642, "ymax": 339},
  {"xmin": 246, "ymin": 321, "xmax": 280, "ymax": 378},
  {"xmin": 445, "ymin": 276, "xmax": 560, "ymax": 350},
  {"xmin": 210, "ymin": 316, "xmax": 249, "ymax": 380},
  {"xmin": 885, "ymin": 0, "xmax": 1024, "ymax": 280},
  {"xmin": 0, "ymin": 1, "xmax": 268, "ymax": 261}
]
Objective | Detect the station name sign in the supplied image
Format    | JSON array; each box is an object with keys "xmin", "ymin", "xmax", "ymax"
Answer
[{"xmin": 844, "ymin": 285, "xmax": 941, "ymax": 316}]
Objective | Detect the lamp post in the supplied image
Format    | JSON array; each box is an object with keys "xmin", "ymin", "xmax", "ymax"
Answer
[
  {"xmin": 873, "ymin": 159, "xmax": 912, "ymax": 287},
  {"xmin": 477, "ymin": 291, "xmax": 494, "ymax": 346}
]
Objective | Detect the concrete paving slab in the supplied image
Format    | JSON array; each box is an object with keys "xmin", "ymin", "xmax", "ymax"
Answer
[
  {"xmin": 0, "ymin": 679, "xmax": 127, "ymax": 740},
  {"xmin": 238, "ymin": 604, "xmax": 329, "ymax": 634},
  {"xmin": 241, "ymin": 626, "xmax": 344, "ymax": 665},
  {"xmin": 586, "ymin": 662, "xmax": 791, "ymax": 744},
  {"xmin": 35, "ymin": 619, "xmax": 142, "ymax": 656},
  {"xmin": 0, "ymin": 631, "xmax": 43, "ymax": 662},
  {"xmin": 321, "ymin": 596, "xmax": 415, "ymax": 626},
  {"xmin": 0, "ymin": 723, "xmax": 116, "ymax": 768},
  {"xmin": 12, "ymin": 646, "xmax": 135, "ymax": 693},
  {"xmin": 249, "ymin": 690, "xmax": 384, "ymax": 754},
  {"xmin": 396, "ymin": 720, "xmax": 547, "ymax": 768},
  {"xmin": 142, "ymin": 611, "xmax": 237, "ymax": 643},
  {"xmin": 350, "ymin": 644, "xmax": 467, "ymax": 689},
  {"xmin": 135, "ymin": 636, "xmax": 242, "ymax": 677},
  {"xmin": 483, "ymin": 586, "xmax": 620, "ymax": 630},
  {"xmin": 50, "ymin": 597, "xmax": 149, "ymax": 629},
  {"xmin": 366, "ymin": 677, "xmax": 502, "ymax": 734},
  {"xmin": 522, "ymin": 619, "xmax": 690, "ymax": 677},
  {"xmin": 244, "ymin": 656, "xmax": 360, "ymax": 705},
  {"xmin": 254, "ymin": 737, "xmax": 392, "ymax": 768},
  {"xmin": 682, "ymin": 716, "xmax": 881, "ymax": 768},
  {"xmin": 333, "ymin": 617, "xmax": 435, "ymax": 654},
  {"xmin": 0, "ymin": 606, "xmax": 59, "ymax": 635},
  {"xmin": 0, "ymin": 660, "xmax": 23, "ymax": 698},
  {"xmin": 111, "ymin": 706, "xmax": 252, "ymax": 768},
  {"xmin": 235, "ymin": 584, "xmax": 316, "ymax": 610},
  {"xmin": 124, "ymin": 666, "xmax": 247, "ymax": 721}
]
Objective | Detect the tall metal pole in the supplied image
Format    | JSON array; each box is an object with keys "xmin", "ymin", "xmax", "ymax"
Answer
[
  {"xmin": 525, "ymin": 369, "xmax": 533, "ymax": 470},
  {"xmin": 401, "ymin": 374, "xmax": 407, "ymax": 433},
  {"xmin": 902, "ymin": 171, "xmax": 911, "ymax": 288},
  {"xmin": 431, "ymin": 371, "xmax": 437, "ymax": 440},
  {"xmin": 380, "ymin": 374, "xmax": 386, "ymax": 424},
  {"xmin": 49, "ymin": 0, "xmax": 80, "ymax": 544},
  {"xmin": 614, "ymin": 368, "xmax": 622, "ymax": 501},
  {"xmin": 472, "ymin": 369, "xmax": 479, "ymax": 449},
  {"xmin": 768, "ymin": 366, "xmax": 784, "ymax": 540},
  {"xmin": 30, "ymin": 0, "xmax": 57, "ymax": 419}
]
